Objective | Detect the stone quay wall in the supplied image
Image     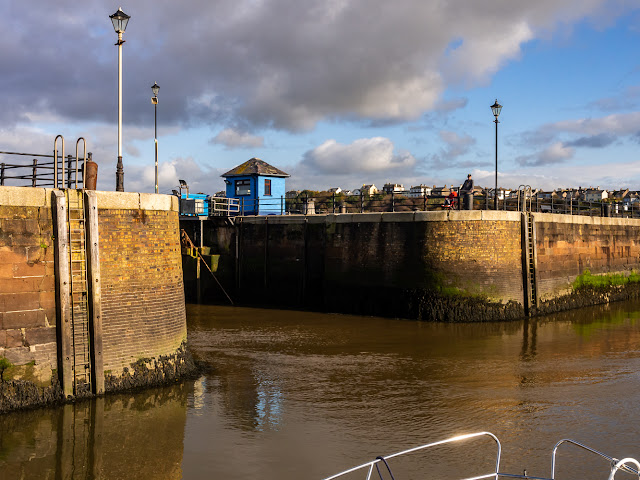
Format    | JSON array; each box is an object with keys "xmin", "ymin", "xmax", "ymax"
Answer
[
  {"xmin": 185, "ymin": 211, "xmax": 640, "ymax": 321},
  {"xmin": 0, "ymin": 187, "xmax": 193, "ymax": 412}
]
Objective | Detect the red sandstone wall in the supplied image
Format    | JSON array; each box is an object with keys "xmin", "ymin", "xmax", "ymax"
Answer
[
  {"xmin": 0, "ymin": 188, "xmax": 57, "ymax": 382},
  {"xmin": 0, "ymin": 188, "xmax": 187, "ymax": 384}
]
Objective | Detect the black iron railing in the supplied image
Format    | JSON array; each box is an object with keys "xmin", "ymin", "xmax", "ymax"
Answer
[{"xmin": 0, "ymin": 136, "xmax": 87, "ymax": 189}]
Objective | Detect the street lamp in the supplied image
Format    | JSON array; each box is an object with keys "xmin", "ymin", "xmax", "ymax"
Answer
[
  {"xmin": 110, "ymin": 7, "xmax": 130, "ymax": 192},
  {"xmin": 490, "ymin": 99, "xmax": 502, "ymax": 210},
  {"xmin": 151, "ymin": 82, "xmax": 160, "ymax": 193}
]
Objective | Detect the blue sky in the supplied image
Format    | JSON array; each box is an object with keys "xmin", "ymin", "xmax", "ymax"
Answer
[{"xmin": 2, "ymin": 0, "xmax": 640, "ymax": 195}]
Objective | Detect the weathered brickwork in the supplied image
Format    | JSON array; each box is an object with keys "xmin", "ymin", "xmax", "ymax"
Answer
[
  {"xmin": 196, "ymin": 211, "xmax": 526, "ymax": 321},
  {"xmin": 0, "ymin": 187, "xmax": 191, "ymax": 412},
  {"xmin": 98, "ymin": 207, "xmax": 187, "ymax": 375},
  {"xmin": 534, "ymin": 214, "xmax": 640, "ymax": 301},
  {"xmin": 0, "ymin": 196, "xmax": 58, "ymax": 379}
]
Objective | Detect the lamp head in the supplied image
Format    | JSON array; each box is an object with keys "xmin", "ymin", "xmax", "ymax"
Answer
[
  {"xmin": 490, "ymin": 99, "xmax": 502, "ymax": 118},
  {"xmin": 151, "ymin": 82, "xmax": 160, "ymax": 96},
  {"xmin": 110, "ymin": 7, "xmax": 130, "ymax": 34}
]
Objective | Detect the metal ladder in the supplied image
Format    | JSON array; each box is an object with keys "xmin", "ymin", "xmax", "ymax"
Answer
[
  {"xmin": 527, "ymin": 213, "xmax": 537, "ymax": 308},
  {"xmin": 65, "ymin": 189, "xmax": 92, "ymax": 395},
  {"xmin": 523, "ymin": 212, "xmax": 538, "ymax": 315}
]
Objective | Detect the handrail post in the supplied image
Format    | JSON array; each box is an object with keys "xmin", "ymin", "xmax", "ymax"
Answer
[
  {"xmin": 32, "ymin": 159, "xmax": 38, "ymax": 187},
  {"xmin": 54, "ymin": 135, "xmax": 64, "ymax": 189},
  {"xmin": 76, "ymin": 137, "xmax": 87, "ymax": 189}
]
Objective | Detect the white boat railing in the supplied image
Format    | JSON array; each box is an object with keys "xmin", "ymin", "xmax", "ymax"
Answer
[{"xmin": 321, "ymin": 432, "xmax": 640, "ymax": 480}]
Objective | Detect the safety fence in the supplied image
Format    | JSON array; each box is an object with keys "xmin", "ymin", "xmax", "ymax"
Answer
[{"xmin": 0, "ymin": 136, "xmax": 88, "ymax": 189}]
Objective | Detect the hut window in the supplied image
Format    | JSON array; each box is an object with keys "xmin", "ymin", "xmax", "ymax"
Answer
[{"xmin": 236, "ymin": 179, "xmax": 251, "ymax": 196}]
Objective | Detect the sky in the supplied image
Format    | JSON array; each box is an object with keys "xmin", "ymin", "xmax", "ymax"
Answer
[{"xmin": 2, "ymin": 0, "xmax": 640, "ymax": 195}]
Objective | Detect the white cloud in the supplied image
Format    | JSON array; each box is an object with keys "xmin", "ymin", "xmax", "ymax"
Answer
[
  {"xmin": 302, "ymin": 137, "xmax": 416, "ymax": 175},
  {"xmin": 552, "ymin": 112, "xmax": 640, "ymax": 136},
  {"xmin": 211, "ymin": 128, "xmax": 264, "ymax": 149},
  {"xmin": 517, "ymin": 141, "xmax": 575, "ymax": 166},
  {"xmin": 1, "ymin": 0, "xmax": 627, "ymax": 131}
]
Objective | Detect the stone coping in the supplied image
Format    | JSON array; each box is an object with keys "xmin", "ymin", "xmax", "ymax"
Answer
[
  {"xmin": 236, "ymin": 210, "xmax": 523, "ymax": 224},
  {"xmin": 0, "ymin": 187, "xmax": 178, "ymax": 212},
  {"xmin": 235, "ymin": 210, "xmax": 640, "ymax": 226}
]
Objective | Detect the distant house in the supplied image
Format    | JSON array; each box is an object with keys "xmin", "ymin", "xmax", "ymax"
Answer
[
  {"xmin": 360, "ymin": 184, "xmax": 378, "ymax": 197},
  {"xmin": 328, "ymin": 187, "xmax": 343, "ymax": 194},
  {"xmin": 583, "ymin": 188, "xmax": 608, "ymax": 202},
  {"xmin": 222, "ymin": 157, "xmax": 290, "ymax": 215},
  {"xmin": 382, "ymin": 183, "xmax": 405, "ymax": 195},
  {"xmin": 611, "ymin": 189, "xmax": 629, "ymax": 201},
  {"xmin": 430, "ymin": 185, "xmax": 451, "ymax": 197},
  {"xmin": 409, "ymin": 185, "xmax": 432, "ymax": 198}
]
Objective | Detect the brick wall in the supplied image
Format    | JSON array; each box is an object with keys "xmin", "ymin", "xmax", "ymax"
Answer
[
  {"xmin": 0, "ymin": 187, "xmax": 187, "ymax": 388},
  {"xmin": 226, "ymin": 211, "xmax": 526, "ymax": 319},
  {"xmin": 0, "ymin": 187, "xmax": 58, "ymax": 381},
  {"xmin": 96, "ymin": 193, "xmax": 187, "ymax": 375},
  {"xmin": 534, "ymin": 213, "xmax": 640, "ymax": 301}
]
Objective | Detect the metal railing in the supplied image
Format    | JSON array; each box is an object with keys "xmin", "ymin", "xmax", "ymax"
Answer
[
  {"xmin": 0, "ymin": 136, "xmax": 87, "ymax": 189},
  {"xmin": 321, "ymin": 431, "xmax": 640, "ymax": 480},
  {"xmin": 177, "ymin": 191, "xmax": 640, "ymax": 219},
  {"xmin": 209, "ymin": 196, "xmax": 240, "ymax": 216}
]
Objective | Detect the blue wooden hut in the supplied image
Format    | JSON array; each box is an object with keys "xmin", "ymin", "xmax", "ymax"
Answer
[{"xmin": 222, "ymin": 158, "xmax": 290, "ymax": 215}]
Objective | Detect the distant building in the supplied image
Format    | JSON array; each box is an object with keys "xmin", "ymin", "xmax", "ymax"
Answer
[
  {"xmin": 222, "ymin": 157, "xmax": 290, "ymax": 215},
  {"xmin": 328, "ymin": 187, "xmax": 343, "ymax": 194},
  {"xmin": 583, "ymin": 188, "xmax": 608, "ymax": 202},
  {"xmin": 409, "ymin": 185, "xmax": 432, "ymax": 198},
  {"xmin": 382, "ymin": 183, "xmax": 404, "ymax": 194},
  {"xmin": 430, "ymin": 185, "xmax": 450, "ymax": 197},
  {"xmin": 360, "ymin": 184, "xmax": 379, "ymax": 197}
]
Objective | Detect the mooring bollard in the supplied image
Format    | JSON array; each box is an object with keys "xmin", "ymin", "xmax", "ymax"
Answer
[{"xmin": 463, "ymin": 193, "xmax": 473, "ymax": 210}]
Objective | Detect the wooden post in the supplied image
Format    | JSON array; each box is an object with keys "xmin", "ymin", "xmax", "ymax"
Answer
[
  {"xmin": 52, "ymin": 190, "xmax": 73, "ymax": 398},
  {"xmin": 197, "ymin": 218, "xmax": 202, "ymax": 304},
  {"xmin": 84, "ymin": 191, "xmax": 104, "ymax": 395},
  {"xmin": 264, "ymin": 217, "xmax": 268, "ymax": 290}
]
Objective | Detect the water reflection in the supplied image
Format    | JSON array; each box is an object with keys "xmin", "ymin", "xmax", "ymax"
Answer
[
  {"xmin": 2, "ymin": 300, "xmax": 640, "ymax": 480},
  {"xmin": 0, "ymin": 385, "xmax": 189, "ymax": 479}
]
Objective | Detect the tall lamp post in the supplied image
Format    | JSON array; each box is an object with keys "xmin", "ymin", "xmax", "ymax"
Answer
[
  {"xmin": 151, "ymin": 82, "xmax": 160, "ymax": 194},
  {"xmin": 490, "ymin": 99, "xmax": 503, "ymax": 210},
  {"xmin": 110, "ymin": 7, "xmax": 130, "ymax": 192}
]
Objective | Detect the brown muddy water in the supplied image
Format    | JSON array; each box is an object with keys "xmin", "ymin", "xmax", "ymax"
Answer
[{"xmin": 2, "ymin": 302, "xmax": 640, "ymax": 479}]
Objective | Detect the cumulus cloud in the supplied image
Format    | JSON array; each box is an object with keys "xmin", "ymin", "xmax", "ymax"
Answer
[
  {"xmin": 211, "ymin": 128, "xmax": 264, "ymax": 149},
  {"xmin": 1, "ymin": 0, "xmax": 628, "ymax": 133},
  {"xmin": 428, "ymin": 130, "xmax": 482, "ymax": 169},
  {"xmin": 302, "ymin": 137, "xmax": 416, "ymax": 175},
  {"xmin": 517, "ymin": 141, "xmax": 575, "ymax": 166},
  {"xmin": 565, "ymin": 133, "xmax": 616, "ymax": 148}
]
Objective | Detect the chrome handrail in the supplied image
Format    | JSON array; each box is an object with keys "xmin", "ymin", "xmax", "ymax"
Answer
[
  {"xmin": 552, "ymin": 439, "xmax": 639, "ymax": 479},
  {"xmin": 321, "ymin": 431, "xmax": 502, "ymax": 480},
  {"xmin": 321, "ymin": 433, "xmax": 640, "ymax": 480}
]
